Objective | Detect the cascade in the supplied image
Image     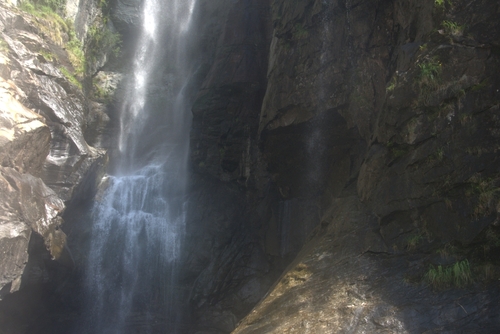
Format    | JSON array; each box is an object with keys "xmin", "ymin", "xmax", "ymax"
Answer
[{"xmin": 78, "ymin": 0, "xmax": 197, "ymax": 332}]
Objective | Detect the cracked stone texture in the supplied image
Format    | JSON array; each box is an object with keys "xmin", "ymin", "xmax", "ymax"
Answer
[
  {"xmin": 0, "ymin": 2, "xmax": 107, "ymax": 304},
  {"xmin": 232, "ymin": 0, "xmax": 500, "ymax": 331},
  {"xmin": 0, "ymin": 167, "xmax": 65, "ymax": 297},
  {"xmin": 233, "ymin": 197, "xmax": 500, "ymax": 333},
  {"xmin": 1, "ymin": 2, "xmax": 107, "ymax": 202}
]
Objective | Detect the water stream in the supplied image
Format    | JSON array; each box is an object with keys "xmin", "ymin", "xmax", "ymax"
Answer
[{"xmin": 79, "ymin": 0, "xmax": 197, "ymax": 332}]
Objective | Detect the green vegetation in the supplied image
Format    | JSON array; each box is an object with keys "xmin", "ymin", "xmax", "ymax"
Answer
[
  {"xmin": 85, "ymin": 23, "xmax": 121, "ymax": 71},
  {"xmin": 386, "ymin": 76, "xmax": 397, "ymax": 92},
  {"xmin": 19, "ymin": 0, "xmax": 34, "ymax": 12},
  {"xmin": 406, "ymin": 233, "xmax": 424, "ymax": 251},
  {"xmin": 281, "ymin": 40, "xmax": 292, "ymax": 51},
  {"xmin": 470, "ymin": 78, "xmax": 489, "ymax": 92},
  {"xmin": 435, "ymin": 148, "xmax": 444, "ymax": 161},
  {"xmin": 87, "ymin": 0, "xmax": 122, "ymax": 61},
  {"xmin": 19, "ymin": 0, "xmax": 85, "ymax": 83},
  {"xmin": 39, "ymin": 49, "xmax": 55, "ymax": 61},
  {"xmin": 92, "ymin": 76, "xmax": 112, "ymax": 101},
  {"xmin": 98, "ymin": 0, "xmax": 111, "ymax": 12},
  {"xmin": 19, "ymin": 0, "xmax": 120, "ymax": 78},
  {"xmin": 442, "ymin": 20, "xmax": 464, "ymax": 36},
  {"xmin": 419, "ymin": 57, "xmax": 441, "ymax": 86},
  {"xmin": 434, "ymin": 0, "xmax": 451, "ymax": 8},
  {"xmin": 66, "ymin": 32, "xmax": 84, "ymax": 75},
  {"xmin": 416, "ymin": 57, "xmax": 442, "ymax": 105},
  {"xmin": 434, "ymin": 0, "xmax": 445, "ymax": 7},
  {"xmin": 466, "ymin": 174, "xmax": 500, "ymax": 219},
  {"xmin": 21, "ymin": 0, "xmax": 65, "ymax": 12},
  {"xmin": 19, "ymin": 0, "xmax": 70, "ymax": 45},
  {"xmin": 424, "ymin": 259, "xmax": 473, "ymax": 289},
  {"xmin": 60, "ymin": 66, "xmax": 82, "ymax": 89}
]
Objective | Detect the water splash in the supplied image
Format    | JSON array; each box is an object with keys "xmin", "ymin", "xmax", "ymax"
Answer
[{"xmin": 80, "ymin": 0, "xmax": 198, "ymax": 332}]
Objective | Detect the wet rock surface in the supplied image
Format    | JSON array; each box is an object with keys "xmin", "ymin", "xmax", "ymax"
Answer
[{"xmin": 233, "ymin": 197, "xmax": 500, "ymax": 333}]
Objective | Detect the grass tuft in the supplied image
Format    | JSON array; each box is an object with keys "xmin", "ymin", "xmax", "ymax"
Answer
[
  {"xmin": 419, "ymin": 58, "xmax": 442, "ymax": 87},
  {"xmin": 424, "ymin": 259, "xmax": 473, "ymax": 289},
  {"xmin": 60, "ymin": 66, "xmax": 82, "ymax": 89},
  {"xmin": 19, "ymin": 0, "xmax": 84, "ymax": 87},
  {"xmin": 442, "ymin": 20, "xmax": 465, "ymax": 37}
]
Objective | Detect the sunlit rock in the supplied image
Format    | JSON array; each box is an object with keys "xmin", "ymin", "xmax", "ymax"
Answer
[
  {"xmin": 0, "ymin": 167, "xmax": 65, "ymax": 297},
  {"xmin": 0, "ymin": 77, "xmax": 51, "ymax": 175},
  {"xmin": 0, "ymin": 1, "xmax": 107, "ymax": 305}
]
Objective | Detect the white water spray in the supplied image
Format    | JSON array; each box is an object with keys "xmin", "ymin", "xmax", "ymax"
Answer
[{"xmin": 80, "ymin": 0, "xmax": 197, "ymax": 333}]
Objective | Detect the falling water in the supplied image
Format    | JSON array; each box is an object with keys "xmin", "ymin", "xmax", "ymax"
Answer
[{"xmin": 79, "ymin": 0, "xmax": 197, "ymax": 333}]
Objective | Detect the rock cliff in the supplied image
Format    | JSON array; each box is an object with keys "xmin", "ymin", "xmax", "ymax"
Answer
[
  {"xmin": 230, "ymin": 0, "xmax": 500, "ymax": 332},
  {"xmin": 0, "ymin": 0, "xmax": 109, "ymax": 329},
  {"xmin": 1, "ymin": 0, "xmax": 500, "ymax": 333},
  {"xmin": 185, "ymin": 0, "xmax": 500, "ymax": 332}
]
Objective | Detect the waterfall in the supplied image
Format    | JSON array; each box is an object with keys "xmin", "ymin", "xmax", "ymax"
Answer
[{"xmin": 79, "ymin": 0, "xmax": 197, "ymax": 333}]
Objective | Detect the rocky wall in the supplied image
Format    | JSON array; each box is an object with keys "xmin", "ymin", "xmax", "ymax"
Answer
[
  {"xmin": 0, "ymin": 2, "xmax": 110, "ymax": 331},
  {"xmin": 233, "ymin": 0, "xmax": 500, "ymax": 332},
  {"xmin": 1, "ymin": 0, "xmax": 499, "ymax": 332}
]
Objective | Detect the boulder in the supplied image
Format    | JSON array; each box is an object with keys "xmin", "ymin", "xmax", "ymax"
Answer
[{"xmin": 0, "ymin": 167, "xmax": 65, "ymax": 298}]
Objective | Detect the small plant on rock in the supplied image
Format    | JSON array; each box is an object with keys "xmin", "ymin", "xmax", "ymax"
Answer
[
  {"xmin": 442, "ymin": 20, "xmax": 465, "ymax": 37},
  {"xmin": 466, "ymin": 174, "xmax": 500, "ymax": 219},
  {"xmin": 39, "ymin": 49, "xmax": 55, "ymax": 61},
  {"xmin": 434, "ymin": 0, "xmax": 453, "ymax": 8},
  {"xmin": 406, "ymin": 233, "xmax": 424, "ymax": 251},
  {"xmin": 424, "ymin": 259, "xmax": 473, "ymax": 289},
  {"xmin": 86, "ymin": 22, "xmax": 122, "ymax": 73},
  {"xmin": 434, "ymin": 0, "xmax": 445, "ymax": 8},
  {"xmin": 386, "ymin": 76, "xmax": 397, "ymax": 92},
  {"xmin": 60, "ymin": 67, "xmax": 82, "ymax": 89},
  {"xmin": 419, "ymin": 58, "xmax": 441, "ymax": 85},
  {"xmin": 66, "ymin": 30, "xmax": 84, "ymax": 76}
]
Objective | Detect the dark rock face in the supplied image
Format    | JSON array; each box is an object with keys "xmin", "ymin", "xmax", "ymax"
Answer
[
  {"xmin": 230, "ymin": 0, "xmax": 500, "ymax": 332},
  {"xmin": 109, "ymin": 0, "xmax": 142, "ymax": 36},
  {"xmin": 190, "ymin": 0, "xmax": 271, "ymax": 183}
]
